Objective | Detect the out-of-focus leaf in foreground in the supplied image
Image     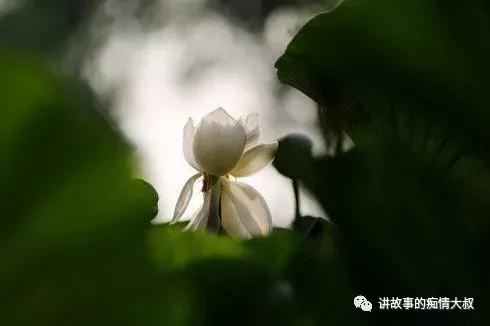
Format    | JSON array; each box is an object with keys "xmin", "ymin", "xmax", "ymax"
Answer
[
  {"xmin": 275, "ymin": 0, "xmax": 490, "ymax": 324},
  {"xmin": 0, "ymin": 50, "xmax": 155, "ymax": 325},
  {"xmin": 0, "ymin": 51, "xmax": 365, "ymax": 325},
  {"xmin": 276, "ymin": 0, "xmax": 490, "ymax": 152},
  {"xmin": 0, "ymin": 0, "xmax": 96, "ymax": 57}
]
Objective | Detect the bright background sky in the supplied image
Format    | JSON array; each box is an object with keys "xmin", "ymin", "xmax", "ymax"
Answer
[{"xmin": 80, "ymin": 0, "xmax": 330, "ymax": 227}]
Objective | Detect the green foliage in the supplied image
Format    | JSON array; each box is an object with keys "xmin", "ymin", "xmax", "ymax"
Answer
[
  {"xmin": 275, "ymin": 0, "xmax": 490, "ymax": 324},
  {"xmin": 2, "ymin": 0, "xmax": 490, "ymax": 325},
  {"xmin": 0, "ymin": 51, "xmax": 362, "ymax": 325},
  {"xmin": 0, "ymin": 0, "xmax": 96, "ymax": 57},
  {"xmin": 0, "ymin": 50, "xmax": 150, "ymax": 325}
]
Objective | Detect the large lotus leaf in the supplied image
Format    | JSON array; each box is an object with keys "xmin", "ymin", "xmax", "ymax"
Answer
[{"xmin": 276, "ymin": 0, "xmax": 490, "ymax": 158}]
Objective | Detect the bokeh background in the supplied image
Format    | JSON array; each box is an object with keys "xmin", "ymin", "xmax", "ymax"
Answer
[
  {"xmin": 77, "ymin": 0, "xmax": 333, "ymax": 226},
  {"xmin": 1, "ymin": 0, "xmax": 489, "ymax": 325},
  {"xmin": 2, "ymin": 0, "xmax": 339, "ymax": 227}
]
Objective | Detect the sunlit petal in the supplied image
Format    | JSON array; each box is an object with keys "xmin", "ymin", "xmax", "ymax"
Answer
[
  {"xmin": 221, "ymin": 179, "xmax": 272, "ymax": 237},
  {"xmin": 221, "ymin": 183, "xmax": 252, "ymax": 240},
  {"xmin": 193, "ymin": 108, "xmax": 247, "ymax": 176},
  {"xmin": 230, "ymin": 142, "xmax": 278, "ymax": 177},
  {"xmin": 183, "ymin": 118, "xmax": 201, "ymax": 170},
  {"xmin": 185, "ymin": 180, "xmax": 220, "ymax": 231},
  {"xmin": 184, "ymin": 199, "xmax": 208, "ymax": 231},
  {"xmin": 204, "ymin": 107, "xmax": 237, "ymax": 126},
  {"xmin": 172, "ymin": 173, "xmax": 201, "ymax": 223},
  {"xmin": 240, "ymin": 113, "xmax": 260, "ymax": 151}
]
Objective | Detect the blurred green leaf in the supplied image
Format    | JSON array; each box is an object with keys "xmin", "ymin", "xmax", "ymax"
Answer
[
  {"xmin": 0, "ymin": 0, "xmax": 96, "ymax": 57},
  {"xmin": 147, "ymin": 224, "xmax": 245, "ymax": 271},
  {"xmin": 276, "ymin": 0, "xmax": 490, "ymax": 158},
  {"xmin": 0, "ymin": 51, "xmax": 155, "ymax": 326},
  {"xmin": 275, "ymin": 1, "xmax": 490, "ymax": 324}
]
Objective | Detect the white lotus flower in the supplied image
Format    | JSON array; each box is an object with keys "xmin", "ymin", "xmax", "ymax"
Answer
[{"xmin": 172, "ymin": 108, "xmax": 278, "ymax": 239}]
